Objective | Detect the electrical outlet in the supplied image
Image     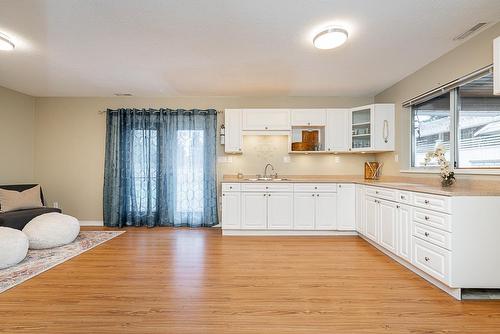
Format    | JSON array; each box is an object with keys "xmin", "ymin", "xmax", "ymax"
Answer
[
  {"xmin": 53, "ymin": 202, "xmax": 59, "ymax": 209},
  {"xmin": 394, "ymin": 154, "xmax": 399, "ymax": 162}
]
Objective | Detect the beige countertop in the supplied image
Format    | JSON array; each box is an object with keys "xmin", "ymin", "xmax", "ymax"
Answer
[{"xmin": 222, "ymin": 175, "xmax": 500, "ymax": 197}]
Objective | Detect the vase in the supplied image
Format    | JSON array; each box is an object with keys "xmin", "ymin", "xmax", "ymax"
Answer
[{"xmin": 441, "ymin": 177, "xmax": 455, "ymax": 187}]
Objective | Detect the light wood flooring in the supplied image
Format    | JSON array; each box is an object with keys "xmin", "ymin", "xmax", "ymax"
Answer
[{"xmin": 1, "ymin": 227, "xmax": 500, "ymax": 333}]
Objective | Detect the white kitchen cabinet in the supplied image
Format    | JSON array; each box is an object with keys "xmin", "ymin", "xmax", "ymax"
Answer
[
  {"xmin": 315, "ymin": 192, "xmax": 338, "ymax": 230},
  {"xmin": 224, "ymin": 109, "xmax": 243, "ymax": 154},
  {"xmin": 267, "ymin": 192, "xmax": 293, "ymax": 230},
  {"xmin": 293, "ymin": 192, "xmax": 316, "ymax": 229},
  {"xmin": 494, "ymin": 36, "xmax": 499, "ymax": 95},
  {"xmin": 221, "ymin": 191, "xmax": 241, "ymax": 229},
  {"xmin": 365, "ymin": 196, "xmax": 378, "ymax": 242},
  {"xmin": 355, "ymin": 185, "xmax": 365, "ymax": 235},
  {"xmin": 325, "ymin": 108, "xmax": 349, "ymax": 152},
  {"xmin": 350, "ymin": 104, "xmax": 395, "ymax": 152},
  {"xmin": 291, "ymin": 109, "xmax": 326, "ymax": 126},
  {"xmin": 396, "ymin": 204, "xmax": 412, "ymax": 262},
  {"xmin": 337, "ymin": 184, "xmax": 356, "ymax": 230},
  {"xmin": 241, "ymin": 192, "xmax": 267, "ymax": 229},
  {"xmin": 242, "ymin": 109, "xmax": 290, "ymax": 131},
  {"xmin": 378, "ymin": 199, "xmax": 397, "ymax": 254}
]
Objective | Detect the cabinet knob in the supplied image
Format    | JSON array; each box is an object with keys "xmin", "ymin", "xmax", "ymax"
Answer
[
  {"xmin": 400, "ymin": 195, "xmax": 405, "ymax": 200},
  {"xmin": 265, "ymin": 186, "xmax": 269, "ymax": 189},
  {"xmin": 317, "ymin": 194, "xmax": 320, "ymax": 197},
  {"xmin": 424, "ymin": 257, "xmax": 430, "ymax": 262},
  {"xmin": 265, "ymin": 126, "xmax": 268, "ymax": 130},
  {"xmin": 375, "ymin": 191, "xmax": 379, "ymax": 194},
  {"xmin": 424, "ymin": 200, "xmax": 430, "ymax": 204},
  {"xmin": 222, "ymin": 194, "xmax": 225, "ymax": 196},
  {"xmin": 396, "ymin": 205, "xmax": 400, "ymax": 209},
  {"xmin": 229, "ymin": 186, "xmax": 232, "ymax": 189},
  {"xmin": 424, "ymin": 216, "xmax": 430, "ymax": 221},
  {"xmin": 328, "ymin": 148, "xmax": 331, "ymax": 151},
  {"xmin": 268, "ymin": 194, "xmax": 271, "ymax": 197},
  {"xmin": 238, "ymin": 148, "xmax": 242, "ymax": 151},
  {"xmin": 312, "ymin": 194, "xmax": 315, "ymax": 197},
  {"xmin": 314, "ymin": 186, "xmax": 317, "ymax": 189},
  {"xmin": 424, "ymin": 232, "xmax": 430, "ymax": 237},
  {"xmin": 263, "ymin": 194, "xmax": 266, "ymax": 197},
  {"xmin": 307, "ymin": 122, "xmax": 311, "ymax": 126},
  {"xmin": 339, "ymin": 184, "xmax": 342, "ymax": 188}
]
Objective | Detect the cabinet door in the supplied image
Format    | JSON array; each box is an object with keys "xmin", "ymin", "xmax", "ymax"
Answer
[
  {"xmin": 267, "ymin": 192, "xmax": 293, "ymax": 230},
  {"xmin": 293, "ymin": 192, "xmax": 316, "ymax": 230},
  {"xmin": 337, "ymin": 184, "xmax": 356, "ymax": 230},
  {"xmin": 365, "ymin": 196, "xmax": 378, "ymax": 242},
  {"xmin": 372, "ymin": 104, "xmax": 395, "ymax": 151},
  {"xmin": 397, "ymin": 204, "xmax": 412, "ymax": 262},
  {"xmin": 221, "ymin": 192, "xmax": 241, "ymax": 229},
  {"xmin": 241, "ymin": 192, "xmax": 267, "ymax": 229},
  {"xmin": 379, "ymin": 199, "xmax": 397, "ymax": 254},
  {"xmin": 224, "ymin": 109, "xmax": 242, "ymax": 153},
  {"xmin": 315, "ymin": 192, "xmax": 337, "ymax": 230},
  {"xmin": 355, "ymin": 185, "xmax": 365, "ymax": 234},
  {"xmin": 242, "ymin": 109, "xmax": 290, "ymax": 130},
  {"xmin": 291, "ymin": 109, "xmax": 326, "ymax": 126},
  {"xmin": 495, "ymin": 37, "xmax": 500, "ymax": 95},
  {"xmin": 325, "ymin": 109, "xmax": 349, "ymax": 152}
]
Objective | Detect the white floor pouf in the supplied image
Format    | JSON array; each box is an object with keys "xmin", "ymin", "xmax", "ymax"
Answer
[
  {"xmin": 23, "ymin": 212, "xmax": 80, "ymax": 249},
  {"xmin": 0, "ymin": 227, "xmax": 29, "ymax": 269}
]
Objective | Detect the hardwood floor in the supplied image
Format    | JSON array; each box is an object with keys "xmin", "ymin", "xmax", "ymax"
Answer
[{"xmin": 1, "ymin": 228, "xmax": 500, "ymax": 333}]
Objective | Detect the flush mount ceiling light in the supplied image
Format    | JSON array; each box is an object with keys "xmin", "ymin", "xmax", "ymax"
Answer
[
  {"xmin": 313, "ymin": 27, "xmax": 348, "ymax": 50},
  {"xmin": 0, "ymin": 33, "xmax": 15, "ymax": 51}
]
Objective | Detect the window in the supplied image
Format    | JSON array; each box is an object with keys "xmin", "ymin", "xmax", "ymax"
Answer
[
  {"xmin": 412, "ymin": 93, "xmax": 451, "ymax": 167},
  {"xmin": 176, "ymin": 130, "xmax": 205, "ymax": 215},
  {"xmin": 132, "ymin": 129, "xmax": 158, "ymax": 212},
  {"xmin": 457, "ymin": 73, "xmax": 500, "ymax": 168},
  {"xmin": 411, "ymin": 69, "xmax": 500, "ymax": 170}
]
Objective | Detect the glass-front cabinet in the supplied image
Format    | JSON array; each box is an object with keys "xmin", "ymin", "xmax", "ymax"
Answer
[{"xmin": 351, "ymin": 106, "xmax": 372, "ymax": 151}]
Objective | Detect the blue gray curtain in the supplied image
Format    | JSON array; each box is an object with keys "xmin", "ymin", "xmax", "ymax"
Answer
[{"xmin": 103, "ymin": 108, "xmax": 218, "ymax": 227}]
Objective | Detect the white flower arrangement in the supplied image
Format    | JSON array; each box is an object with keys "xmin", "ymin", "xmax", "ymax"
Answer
[{"xmin": 423, "ymin": 145, "xmax": 455, "ymax": 186}]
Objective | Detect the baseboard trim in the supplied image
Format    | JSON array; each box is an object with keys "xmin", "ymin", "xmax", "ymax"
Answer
[
  {"xmin": 222, "ymin": 229, "xmax": 358, "ymax": 236},
  {"xmin": 79, "ymin": 220, "xmax": 104, "ymax": 227},
  {"xmin": 359, "ymin": 234, "xmax": 461, "ymax": 300}
]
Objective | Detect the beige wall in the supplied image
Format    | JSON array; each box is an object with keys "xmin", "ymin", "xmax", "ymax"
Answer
[
  {"xmin": 34, "ymin": 96, "xmax": 373, "ymax": 220},
  {"xmin": 375, "ymin": 22, "xmax": 500, "ymax": 177},
  {"xmin": 0, "ymin": 85, "xmax": 35, "ymax": 184}
]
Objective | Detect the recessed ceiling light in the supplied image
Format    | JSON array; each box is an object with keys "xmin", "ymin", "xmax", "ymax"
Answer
[
  {"xmin": 0, "ymin": 33, "xmax": 15, "ymax": 51},
  {"xmin": 313, "ymin": 27, "xmax": 348, "ymax": 50}
]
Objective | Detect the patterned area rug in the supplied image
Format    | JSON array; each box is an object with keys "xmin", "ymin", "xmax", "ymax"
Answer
[{"xmin": 0, "ymin": 230, "xmax": 124, "ymax": 293}]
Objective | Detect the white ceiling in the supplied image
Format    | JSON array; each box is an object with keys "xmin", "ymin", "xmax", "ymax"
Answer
[{"xmin": 0, "ymin": 0, "xmax": 499, "ymax": 97}]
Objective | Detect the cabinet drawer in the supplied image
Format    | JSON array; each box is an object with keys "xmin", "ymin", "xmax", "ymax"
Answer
[
  {"xmin": 412, "ymin": 193, "xmax": 451, "ymax": 213},
  {"xmin": 365, "ymin": 186, "xmax": 397, "ymax": 201},
  {"xmin": 241, "ymin": 183, "xmax": 293, "ymax": 192},
  {"xmin": 222, "ymin": 183, "xmax": 240, "ymax": 192},
  {"xmin": 412, "ymin": 237, "xmax": 451, "ymax": 284},
  {"xmin": 293, "ymin": 183, "xmax": 337, "ymax": 193},
  {"xmin": 412, "ymin": 222, "xmax": 451, "ymax": 250},
  {"xmin": 397, "ymin": 191, "xmax": 412, "ymax": 204},
  {"xmin": 413, "ymin": 208, "xmax": 451, "ymax": 232}
]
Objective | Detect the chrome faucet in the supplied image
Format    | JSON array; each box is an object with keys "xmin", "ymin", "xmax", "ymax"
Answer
[{"xmin": 263, "ymin": 163, "xmax": 277, "ymax": 179}]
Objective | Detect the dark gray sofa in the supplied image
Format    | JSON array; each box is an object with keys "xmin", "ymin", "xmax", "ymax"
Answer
[{"xmin": 0, "ymin": 184, "xmax": 61, "ymax": 230}]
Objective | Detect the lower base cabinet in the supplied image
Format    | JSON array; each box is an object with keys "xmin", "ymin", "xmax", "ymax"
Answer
[
  {"xmin": 293, "ymin": 192, "xmax": 316, "ymax": 229},
  {"xmin": 267, "ymin": 193, "xmax": 293, "ymax": 229},
  {"xmin": 396, "ymin": 204, "xmax": 412, "ymax": 262},
  {"xmin": 378, "ymin": 199, "xmax": 397, "ymax": 254},
  {"xmin": 241, "ymin": 192, "xmax": 267, "ymax": 229},
  {"xmin": 315, "ymin": 192, "xmax": 337, "ymax": 230},
  {"xmin": 365, "ymin": 196, "xmax": 378, "ymax": 242},
  {"xmin": 221, "ymin": 191, "xmax": 241, "ymax": 229}
]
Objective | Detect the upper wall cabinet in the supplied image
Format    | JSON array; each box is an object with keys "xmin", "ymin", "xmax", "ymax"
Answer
[
  {"xmin": 495, "ymin": 36, "xmax": 499, "ymax": 95},
  {"xmin": 291, "ymin": 109, "xmax": 326, "ymax": 126},
  {"xmin": 325, "ymin": 109, "xmax": 349, "ymax": 152},
  {"xmin": 242, "ymin": 109, "xmax": 290, "ymax": 131},
  {"xmin": 350, "ymin": 104, "xmax": 395, "ymax": 152},
  {"xmin": 224, "ymin": 109, "xmax": 243, "ymax": 154}
]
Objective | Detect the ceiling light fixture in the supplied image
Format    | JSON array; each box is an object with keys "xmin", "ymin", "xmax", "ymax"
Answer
[
  {"xmin": 313, "ymin": 26, "xmax": 348, "ymax": 50},
  {"xmin": 0, "ymin": 33, "xmax": 15, "ymax": 51}
]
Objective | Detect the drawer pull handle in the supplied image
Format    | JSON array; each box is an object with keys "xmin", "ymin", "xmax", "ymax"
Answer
[
  {"xmin": 375, "ymin": 191, "xmax": 379, "ymax": 194},
  {"xmin": 424, "ymin": 200, "xmax": 430, "ymax": 204},
  {"xmin": 424, "ymin": 216, "xmax": 430, "ymax": 221},
  {"xmin": 424, "ymin": 232, "xmax": 430, "ymax": 237},
  {"xmin": 424, "ymin": 257, "xmax": 430, "ymax": 262}
]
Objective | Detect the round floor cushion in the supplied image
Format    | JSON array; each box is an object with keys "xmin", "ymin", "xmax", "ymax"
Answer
[
  {"xmin": 0, "ymin": 227, "xmax": 29, "ymax": 269},
  {"xmin": 23, "ymin": 212, "xmax": 80, "ymax": 249}
]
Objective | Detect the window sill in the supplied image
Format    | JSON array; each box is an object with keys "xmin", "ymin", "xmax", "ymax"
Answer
[{"xmin": 400, "ymin": 168, "xmax": 500, "ymax": 175}]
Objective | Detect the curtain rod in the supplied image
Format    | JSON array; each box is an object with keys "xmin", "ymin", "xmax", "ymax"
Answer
[
  {"xmin": 98, "ymin": 108, "xmax": 221, "ymax": 114},
  {"xmin": 402, "ymin": 64, "xmax": 493, "ymax": 108}
]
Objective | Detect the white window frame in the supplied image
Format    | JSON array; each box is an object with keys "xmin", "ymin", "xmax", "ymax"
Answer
[{"xmin": 405, "ymin": 66, "xmax": 500, "ymax": 175}]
